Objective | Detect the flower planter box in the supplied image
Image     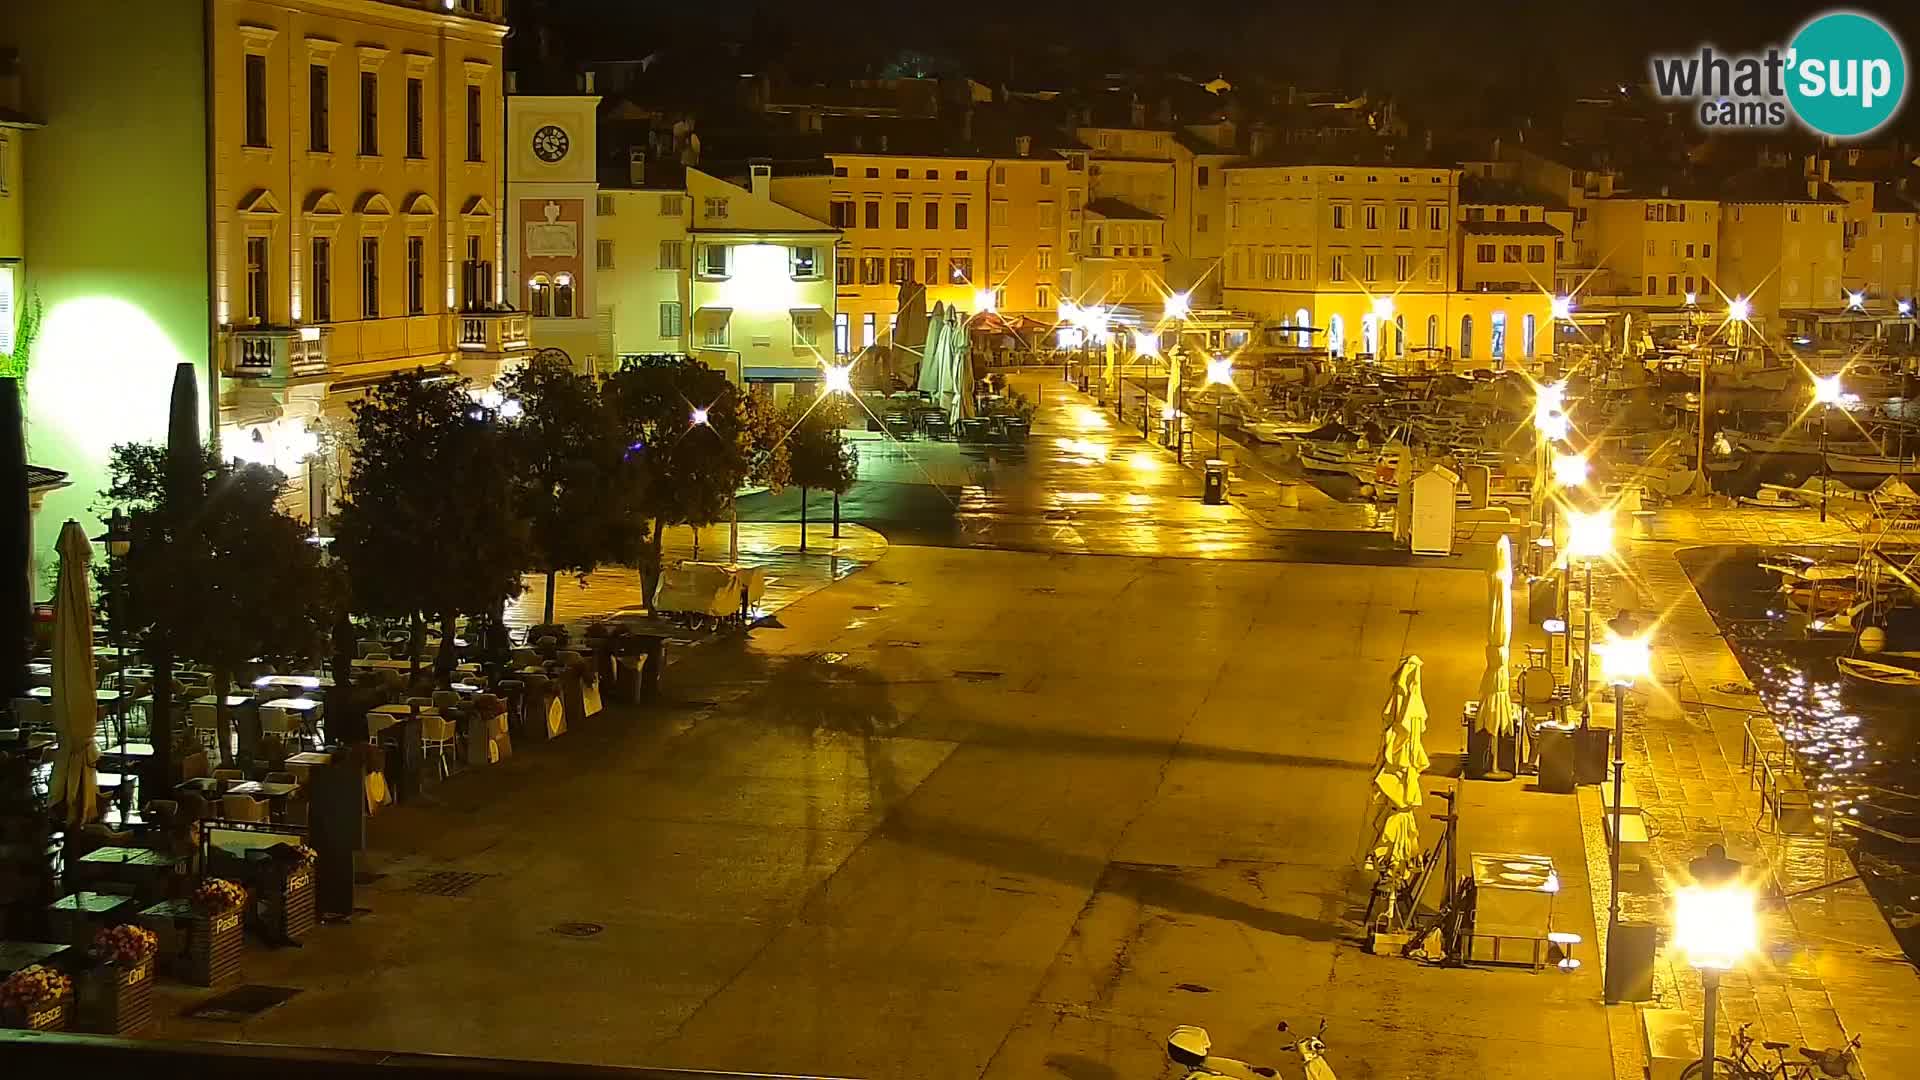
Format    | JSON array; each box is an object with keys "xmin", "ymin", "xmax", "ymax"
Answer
[
  {"xmin": 254, "ymin": 867, "xmax": 316, "ymax": 944},
  {"xmin": 76, "ymin": 963, "xmax": 154, "ymax": 1035},
  {"xmin": 189, "ymin": 910, "xmax": 245, "ymax": 987},
  {"xmin": 4, "ymin": 994, "xmax": 72, "ymax": 1032}
]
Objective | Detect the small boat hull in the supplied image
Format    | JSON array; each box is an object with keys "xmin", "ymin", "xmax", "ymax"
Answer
[{"xmin": 1837, "ymin": 656, "xmax": 1920, "ymax": 692}]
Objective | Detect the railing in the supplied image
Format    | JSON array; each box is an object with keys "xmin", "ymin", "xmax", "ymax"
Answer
[
  {"xmin": 457, "ymin": 311, "xmax": 530, "ymax": 355},
  {"xmin": 225, "ymin": 327, "xmax": 329, "ymax": 382}
]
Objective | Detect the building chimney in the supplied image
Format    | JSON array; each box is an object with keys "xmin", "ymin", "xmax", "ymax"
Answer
[
  {"xmin": 1820, "ymin": 158, "xmax": 1830, "ymax": 183},
  {"xmin": 1809, "ymin": 179, "xmax": 1821, "ymax": 199},
  {"xmin": 1014, "ymin": 134, "xmax": 1031, "ymax": 157},
  {"xmin": 629, "ymin": 148, "xmax": 647, "ymax": 187},
  {"xmin": 750, "ymin": 162, "xmax": 772, "ymax": 199},
  {"xmin": 582, "ymin": 70, "xmax": 595, "ymax": 94},
  {"xmin": 1130, "ymin": 100, "xmax": 1146, "ymax": 128},
  {"xmin": 505, "ymin": 70, "xmax": 518, "ymax": 95}
]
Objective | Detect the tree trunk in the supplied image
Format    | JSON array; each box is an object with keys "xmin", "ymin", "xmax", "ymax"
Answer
[
  {"xmin": 436, "ymin": 612, "xmax": 458, "ymax": 685},
  {"xmin": 149, "ymin": 650, "xmax": 175, "ymax": 787},
  {"xmin": 543, "ymin": 570, "xmax": 557, "ymax": 626},
  {"xmin": 211, "ymin": 666, "xmax": 234, "ymax": 768},
  {"xmin": 328, "ymin": 607, "xmax": 355, "ymax": 688},
  {"xmin": 799, "ymin": 487, "xmax": 809, "ymax": 552},
  {"xmin": 408, "ymin": 612, "xmax": 425, "ymax": 682},
  {"xmin": 0, "ymin": 380, "xmax": 30, "ymax": 705},
  {"xmin": 833, "ymin": 489, "xmax": 841, "ymax": 539}
]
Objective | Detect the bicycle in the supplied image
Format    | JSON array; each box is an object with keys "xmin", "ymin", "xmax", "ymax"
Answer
[{"xmin": 1679, "ymin": 1022, "xmax": 1862, "ymax": 1079}]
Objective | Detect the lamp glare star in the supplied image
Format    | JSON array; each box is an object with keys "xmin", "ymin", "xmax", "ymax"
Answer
[{"xmin": 823, "ymin": 364, "xmax": 854, "ymax": 396}]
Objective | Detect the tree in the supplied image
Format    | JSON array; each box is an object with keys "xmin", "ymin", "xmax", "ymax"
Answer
[
  {"xmin": 103, "ymin": 449, "xmax": 327, "ymax": 765},
  {"xmin": 496, "ymin": 355, "xmax": 644, "ymax": 625},
  {"xmin": 785, "ymin": 394, "xmax": 858, "ymax": 552},
  {"xmin": 603, "ymin": 356, "xmax": 752, "ymax": 604},
  {"xmin": 333, "ymin": 370, "xmax": 529, "ymax": 681}
]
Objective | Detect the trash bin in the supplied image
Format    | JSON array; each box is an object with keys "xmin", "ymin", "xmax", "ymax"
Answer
[
  {"xmin": 1203, "ymin": 460, "xmax": 1228, "ymax": 504},
  {"xmin": 1573, "ymin": 725, "xmax": 1611, "ymax": 785},
  {"xmin": 1535, "ymin": 721, "xmax": 1577, "ymax": 793}
]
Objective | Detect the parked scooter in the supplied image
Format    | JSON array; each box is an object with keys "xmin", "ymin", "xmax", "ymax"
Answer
[{"xmin": 1166, "ymin": 1021, "xmax": 1338, "ymax": 1079}]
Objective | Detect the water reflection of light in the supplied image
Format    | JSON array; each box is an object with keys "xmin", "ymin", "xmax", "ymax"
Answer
[
  {"xmin": 1055, "ymin": 491, "xmax": 1105, "ymax": 504},
  {"xmin": 1126, "ymin": 493, "xmax": 1153, "ymax": 506},
  {"xmin": 1127, "ymin": 452, "xmax": 1162, "ymax": 473},
  {"xmin": 1072, "ymin": 406, "xmax": 1110, "ymax": 430},
  {"xmin": 1055, "ymin": 437, "xmax": 1110, "ymax": 462}
]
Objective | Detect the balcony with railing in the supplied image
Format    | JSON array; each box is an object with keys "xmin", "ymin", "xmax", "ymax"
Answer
[
  {"xmin": 223, "ymin": 326, "xmax": 330, "ymax": 384},
  {"xmin": 374, "ymin": 0, "xmax": 506, "ymax": 23},
  {"xmin": 457, "ymin": 310, "xmax": 531, "ymax": 357}
]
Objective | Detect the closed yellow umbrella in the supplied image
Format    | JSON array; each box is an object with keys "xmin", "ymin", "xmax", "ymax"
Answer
[
  {"xmin": 1477, "ymin": 535, "xmax": 1518, "ymax": 739},
  {"xmin": 1367, "ymin": 654, "xmax": 1430, "ymax": 916},
  {"xmin": 48, "ymin": 519, "xmax": 99, "ymax": 825}
]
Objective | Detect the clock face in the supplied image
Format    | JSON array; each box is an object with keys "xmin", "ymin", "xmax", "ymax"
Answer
[{"xmin": 532, "ymin": 124, "xmax": 570, "ymax": 163}]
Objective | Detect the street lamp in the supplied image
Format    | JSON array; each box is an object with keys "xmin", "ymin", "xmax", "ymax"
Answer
[
  {"xmin": 1164, "ymin": 292, "xmax": 1191, "ymax": 320},
  {"xmin": 1133, "ymin": 331, "xmax": 1159, "ymax": 438},
  {"xmin": 92, "ymin": 510, "xmax": 134, "ymax": 815},
  {"xmin": 973, "ymin": 288, "xmax": 997, "ymax": 314},
  {"xmin": 1675, "ymin": 860, "xmax": 1757, "ymax": 1080},
  {"xmin": 1205, "ymin": 355, "xmax": 1234, "ymax": 459},
  {"xmin": 1552, "ymin": 451, "xmax": 1590, "ymax": 488},
  {"xmin": 1813, "ymin": 373, "xmax": 1844, "ymax": 522},
  {"xmin": 1846, "ymin": 290, "xmax": 1866, "ymax": 311},
  {"xmin": 690, "ymin": 407, "xmax": 710, "ymax": 427},
  {"xmin": 820, "ymin": 362, "xmax": 857, "ymax": 541},
  {"xmin": 1598, "ymin": 614, "xmax": 1651, "ymax": 1003},
  {"xmin": 1565, "ymin": 507, "xmax": 1614, "ymax": 723},
  {"xmin": 1550, "ymin": 295, "xmax": 1573, "ymax": 321}
]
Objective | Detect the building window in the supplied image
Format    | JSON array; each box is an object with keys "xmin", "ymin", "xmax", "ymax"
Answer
[
  {"xmin": 700, "ymin": 312, "xmax": 728, "ymax": 347},
  {"xmin": 956, "ymin": 169, "xmax": 969, "ymax": 181},
  {"xmin": 895, "ymin": 201, "xmax": 910, "ymax": 229},
  {"xmin": 949, "ymin": 255, "xmax": 973, "ymax": 283},
  {"xmin": 467, "ymin": 84, "xmax": 484, "ymax": 161},
  {"xmin": 895, "ymin": 168, "xmax": 909, "ymax": 180},
  {"xmin": 1425, "ymin": 314, "xmax": 1437, "ymax": 346},
  {"xmin": 406, "ymin": 236, "xmax": 425, "ymax": 314},
  {"xmin": 1039, "ymin": 167, "xmax": 1051, "ymax": 184},
  {"xmin": 1397, "ymin": 205, "xmax": 1411, "ymax": 230},
  {"xmin": 926, "ymin": 169, "xmax": 939, "ymax": 180},
  {"xmin": 791, "ymin": 245, "xmax": 819, "ymax": 279},
  {"xmin": 1196, "ymin": 213, "xmax": 1208, "ymax": 234},
  {"xmin": 596, "ymin": 238, "xmax": 615, "ymax": 270},
  {"xmin": 830, "ymin": 201, "xmax": 854, "ymax": 228},
  {"xmin": 658, "ymin": 240, "xmax": 683, "ymax": 270},
  {"xmin": 1331, "ymin": 205, "xmax": 1346, "ymax": 229},
  {"xmin": 1395, "ymin": 314, "xmax": 1406, "ymax": 359},
  {"xmin": 1645, "ymin": 275, "xmax": 1656, "ymax": 295},
  {"xmin": 702, "ymin": 243, "xmax": 729, "ymax": 278},
  {"xmin": 406, "ymin": 77, "xmax": 424, "ymax": 158},
  {"xmin": 991, "ymin": 201, "xmax": 1008, "ymax": 227},
  {"xmin": 310, "ymin": 237, "xmax": 332, "ymax": 322},
  {"xmin": 1489, "ymin": 311, "xmax": 1506, "ymax": 364},
  {"xmin": 890, "ymin": 256, "xmax": 913, "ymax": 284},
  {"xmin": 660, "ymin": 194, "xmax": 683, "ymax": 216},
  {"xmin": 703, "ymin": 197, "xmax": 729, "ymax": 221},
  {"xmin": 1526, "ymin": 244, "xmax": 1545, "ymax": 263},
  {"xmin": 659, "ymin": 301, "xmax": 682, "ymax": 338},
  {"xmin": 244, "ymin": 53, "xmax": 269, "ymax": 148},
  {"xmin": 1702, "ymin": 243, "xmax": 1712, "ymax": 258},
  {"xmin": 994, "ymin": 166, "xmax": 1007, "ymax": 185},
  {"xmin": 1362, "ymin": 254, "xmax": 1377, "ymax": 282},
  {"xmin": 1364, "ymin": 205, "xmax": 1379, "ymax": 229},
  {"xmin": 1501, "ymin": 245, "xmax": 1521, "ymax": 263},
  {"xmin": 924, "ymin": 255, "xmax": 939, "ymax": 283},
  {"xmin": 1037, "ymin": 247, "xmax": 1054, "ymax": 270},
  {"xmin": 864, "ymin": 201, "xmax": 880, "ymax": 229},
  {"xmin": 991, "ymin": 247, "xmax": 1009, "ymax": 274},
  {"xmin": 925, "ymin": 202, "xmax": 940, "ymax": 230},
  {"xmin": 361, "ymin": 237, "xmax": 380, "ymax": 318},
  {"xmin": 1460, "ymin": 314, "xmax": 1473, "ymax": 359},
  {"xmin": 1476, "ymin": 244, "xmax": 1494, "ymax": 262},
  {"xmin": 861, "ymin": 312, "xmax": 876, "ymax": 348},
  {"xmin": 955, "ymin": 203, "xmax": 970, "ymax": 230},
  {"xmin": 1327, "ymin": 313, "xmax": 1344, "ymax": 358},
  {"xmin": 595, "ymin": 194, "xmax": 614, "ymax": 216},
  {"xmin": 1523, "ymin": 313, "xmax": 1536, "ymax": 358},
  {"xmin": 864, "ymin": 168, "xmax": 878, "ymax": 179},
  {"xmin": 0, "ymin": 266, "xmax": 14, "ymax": 354},
  {"xmin": 860, "ymin": 255, "xmax": 884, "ymax": 284},
  {"xmin": 1395, "ymin": 254, "xmax": 1410, "ymax": 282},
  {"xmin": 552, "ymin": 273, "xmax": 575, "ymax": 318},
  {"xmin": 1427, "ymin": 253, "xmax": 1443, "ymax": 282},
  {"xmin": 1330, "ymin": 255, "xmax": 1345, "ymax": 282},
  {"xmin": 1428, "ymin": 205, "xmax": 1444, "ymax": 231},
  {"xmin": 836, "ymin": 255, "xmax": 855, "ymax": 285},
  {"xmin": 245, "ymin": 236, "xmax": 268, "ymax": 323},
  {"xmin": 309, "ymin": 64, "xmax": 330, "ymax": 152},
  {"xmin": 461, "ymin": 235, "xmax": 491, "ymax": 311},
  {"xmin": 359, "ymin": 71, "xmax": 379, "ymax": 156},
  {"xmin": 834, "ymin": 312, "xmax": 849, "ymax": 355},
  {"xmin": 793, "ymin": 311, "xmax": 820, "ymax": 348},
  {"xmin": 1037, "ymin": 284, "xmax": 1052, "ymax": 309},
  {"xmin": 1197, "ymin": 165, "xmax": 1210, "ymax": 188}
]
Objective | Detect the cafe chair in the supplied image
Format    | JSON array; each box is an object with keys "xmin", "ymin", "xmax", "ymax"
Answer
[
  {"xmin": 264, "ymin": 771, "xmax": 297, "ymax": 787},
  {"xmin": 420, "ymin": 714, "xmax": 456, "ymax": 779},
  {"xmin": 189, "ymin": 703, "xmax": 220, "ymax": 753},
  {"xmin": 220, "ymin": 794, "xmax": 269, "ymax": 823},
  {"xmin": 10, "ymin": 697, "xmax": 47, "ymax": 731},
  {"xmin": 179, "ymin": 750, "xmax": 211, "ymax": 783}
]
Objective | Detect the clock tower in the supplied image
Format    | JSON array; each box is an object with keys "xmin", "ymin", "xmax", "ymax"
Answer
[{"xmin": 506, "ymin": 79, "xmax": 602, "ymax": 369}]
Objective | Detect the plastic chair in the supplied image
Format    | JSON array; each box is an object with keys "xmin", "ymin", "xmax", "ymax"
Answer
[
  {"xmin": 263, "ymin": 771, "xmax": 297, "ymax": 787},
  {"xmin": 10, "ymin": 697, "xmax": 46, "ymax": 731},
  {"xmin": 220, "ymin": 794, "xmax": 268, "ymax": 822},
  {"xmin": 180, "ymin": 750, "xmax": 211, "ymax": 782},
  {"xmin": 420, "ymin": 714, "xmax": 456, "ymax": 778}
]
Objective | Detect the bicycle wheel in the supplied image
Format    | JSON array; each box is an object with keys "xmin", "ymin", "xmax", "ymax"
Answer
[{"xmin": 1678, "ymin": 1057, "xmax": 1749, "ymax": 1080}]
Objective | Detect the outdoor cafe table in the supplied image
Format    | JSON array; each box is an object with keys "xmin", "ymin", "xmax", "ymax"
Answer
[
  {"xmin": 48, "ymin": 892, "xmax": 139, "ymax": 946},
  {"xmin": 26, "ymin": 661, "xmax": 51, "ymax": 686},
  {"xmin": 0, "ymin": 941, "xmax": 70, "ymax": 977},
  {"xmin": 367, "ymin": 704, "xmax": 427, "ymax": 737},
  {"xmin": 27, "ymin": 686, "xmax": 123, "ymax": 709},
  {"xmin": 254, "ymin": 674, "xmax": 334, "ymax": 692},
  {"xmin": 284, "ymin": 751, "xmax": 332, "ymax": 784},
  {"xmin": 75, "ymin": 845, "xmax": 189, "ymax": 899},
  {"xmin": 99, "ymin": 742, "xmax": 154, "ymax": 761},
  {"xmin": 193, "ymin": 694, "xmax": 256, "ymax": 708}
]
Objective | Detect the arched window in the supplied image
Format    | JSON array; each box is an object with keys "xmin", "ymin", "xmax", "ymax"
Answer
[
  {"xmin": 1523, "ymin": 313, "xmax": 1537, "ymax": 358},
  {"xmin": 1294, "ymin": 307, "xmax": 1310, "ymax": 348},
  {"xmin": 528, "ymin": 274, "xmax": 551, "ymax": 317},
  {"xmin": 1361, "ymin": 314, "xmax": 1378, "ymax": 356},
  {"xmin": 1327, "ymin": 313, "xmax": 1345, "ymax": 358},
  {"xmin": 1460, "ymin": 314, "xmax": 1474, "ymax": 360},
  {"xmin": 1394, "ymin": 314, "xmax": 1406, "ymax": 359},
  {"xmin": 1426, "ymin": 314, "xmax": 1438, "ymax": 348},
  {"xmin": 553, "ymin": 273, "xmax": 576, "ymax": 319},
  {"xmin": 1490, "ymin": 311, "xmax": 1507, "ymax": 368}
]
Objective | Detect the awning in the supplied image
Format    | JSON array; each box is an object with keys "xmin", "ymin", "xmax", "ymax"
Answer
[{"xmin": 742, "ymin": 366, "xmax": 824, "ymax": 381}]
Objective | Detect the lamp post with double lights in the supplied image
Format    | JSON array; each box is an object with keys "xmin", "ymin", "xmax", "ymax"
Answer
[
  {"xmin": 1133, "ymin": 331, "xmax": 1159, "ymax": 438},
  {"xmin": 1564, "ymin": 507, "xmax": 1614, "ymax": 725},
  {"xmin": 1674, "ymin": 847, "xmax": 1755, "ymax": 1080},
  {"xmin": 1813, "ymin": 373, "xmax": 1844, "ymax": 523},
  {"xmin": 822, "ymin": 361, "xmax": 855, "ymax": 542},
  {"xmin": 1204, "ymin": 355, "xmax": 1234, "ymax": 459},
  {"xmin": 1598, "ymin": 614, "xmax": 1651, "ymax": 1003}
]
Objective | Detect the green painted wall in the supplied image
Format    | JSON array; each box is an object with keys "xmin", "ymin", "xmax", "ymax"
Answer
[{"xmin": 0, "ymin": 1, "xmax": 211, "ymax": 593}]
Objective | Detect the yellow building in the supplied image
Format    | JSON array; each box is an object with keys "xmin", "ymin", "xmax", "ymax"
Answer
[
  {"xmin": 1718, "ymin": 171, "xmax": 1847, "ymax": 344},
  {"xmin": 1832, "ymin": 173, "xmax": 1919, "ymax": 316},
  {"xmin": 685, "ymin": 165, "xmax": 839, "ymax": 391},
  {"xmin": 1584, "ymin": 194, "xmax": 1721, "ymax": 308},
  {"xmin": 1081, "ymin": 198, "xmax": 1169, "ymax": 307},
  {"xmin": 598, "ymin": 175, "xmax": 693, "ymax": 359},
  {"xmin": 3, "ymin": 0, "xmax": 510, "ymax": 572},
  {"xmin": 506, "ymin": 89, "xmax": 603, "ymax": 368},
  {"xmin": 210, "ymin": 0, "xmax": 512, "ymax": 516},
  {"xmin": 0, "ymin": 68, "xmax": 28, "ymax": 353},
  {"xmin": 986, "ymin": 147, "xmax": 1079, "ymax": 318}
]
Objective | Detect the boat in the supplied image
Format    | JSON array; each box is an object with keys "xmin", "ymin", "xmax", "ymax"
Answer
[
  {"xmin": 1837, "ymin": 656, "xmax": 1920, "ymax": 692},
  {"xmin": 1287, "ymin": 421, "xmax": 1394, "ymax": 474}
]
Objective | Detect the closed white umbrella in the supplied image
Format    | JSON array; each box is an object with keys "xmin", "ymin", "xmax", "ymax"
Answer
[
  {"xmin": 951, "ymin": 309, "xmax": 977, "ymax": 423},
  {"xmin": 1476, "ymin": 535, "xmax": 1517, "ymax": 739},
  {"xmin": 48, "ymin": 519, "xmax": 99, "ymax": 825},
  {"xmin": 1367, "ymin": 655, "xmax": 1430, "ymax": 906}
]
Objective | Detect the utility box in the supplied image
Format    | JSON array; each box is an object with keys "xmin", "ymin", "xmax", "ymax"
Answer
[
  {"xmin": 1409, "ymin": 465, "xmax": 1460, "ymax": 555},
  {"xmin": 1203, "ymin": 460, "xmax": 1228, "ymax": 504},
  {"xmin": 1462, "ymin": 464, "xmax": 1491, "ymax": 509}
]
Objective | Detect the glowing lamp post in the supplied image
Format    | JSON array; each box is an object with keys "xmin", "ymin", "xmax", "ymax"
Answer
[
  {"xmin": 1675, "ymin": 864, "xmax": 1756, "ymax": 1080},
  {"xmin": 1565, "ymin": 508, "xmax": 1614, "ymax": 724},
  {"xmin": 1813, "ymin": 373, "xmax": 1844, "ymax": 522},
  {"xmin": 1598, "ymin": 615, "xmax": 1651, "ymax": 1003},
  {"xmin": 973, "ymin": 288, "xmax": 997, "ymax": 314},
  {"xmin": 821, "ymin": 363, "xmax": 856, "ymax": 540},
  {"xmin": 1204, "ymin": 355, "xmax": 1234, "ymax": 458},
  {"xmin": 1551, "ymin": 451, "xmax": 1589, "ymax": 489},
  {"xmin": 1133, "ymin": 331, "xmax": 1159, "ymax": 437},
  {"xmin": 1164, "ymin": 292, "xmax": 1191, "ymax": 320}
]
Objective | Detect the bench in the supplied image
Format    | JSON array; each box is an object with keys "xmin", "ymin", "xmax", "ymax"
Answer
[
  {"xmin": 1603, "ymin": 811, "xmax": 1650, "ymax": 874},
  {"xmin": 1598, "ymin": 777, "xmax": 1644, "ymax": 816},
  {"xmin": 1643, "ymin": 1009, "xmax": 1700, "ymax": 1080}
]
